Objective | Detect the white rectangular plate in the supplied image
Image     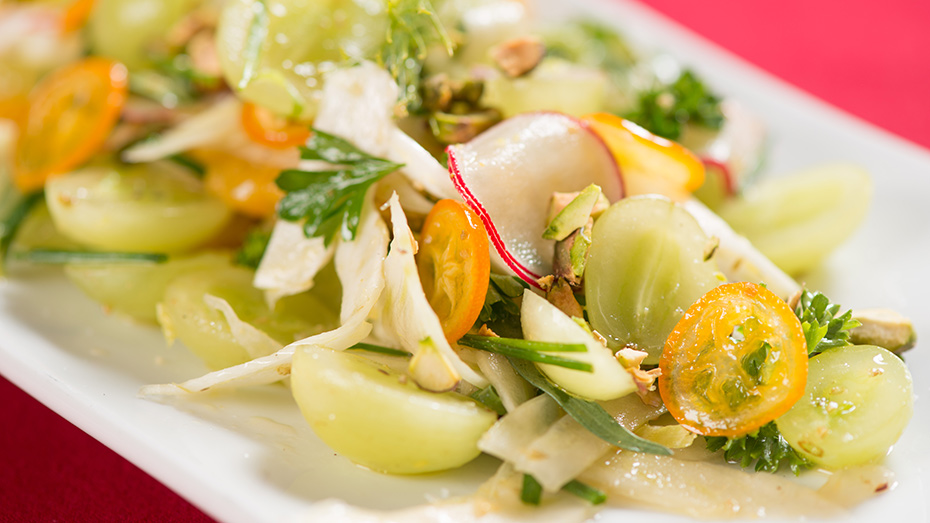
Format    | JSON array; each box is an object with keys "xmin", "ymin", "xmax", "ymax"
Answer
[{"xmin": 2, "ymin": 0, "xmax": 929, "ymax": 521}]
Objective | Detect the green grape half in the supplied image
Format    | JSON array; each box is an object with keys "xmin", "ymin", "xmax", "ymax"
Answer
[
  {"xmin": 584, "ymin": 196, "xmax": 720, "ymax": 364},
  {"xmin": 776, "ymin": 345, "xmax": 913, "ymax": 469},
  {"xmin": 215, "ymin": 0, "xmax": 385, "ymax": 119},
  {"xmin": 45, "ymin": 162, "xmax": 231, "ymax": 254},
  {"xmin": 65, "ymin": 252, "xmax": 231, "ymax": 323},
  {"xmin": 159, "ymin": 265, "xmax": 337, "ymax": 369},
  {"xmin": 88, "ymin": 0, "xmax": 204, "ymax": 70},
  {"xmin": 717, "ymin": 164, "xmax": 871, "ymax": 275},
  {"xmin": 291, "ymin": 345, "xmax": 498, "ymax": 474}
]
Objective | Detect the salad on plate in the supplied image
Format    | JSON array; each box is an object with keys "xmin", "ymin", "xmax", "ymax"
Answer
[{"xmin": 0, "ymin": 0, "xmax": 918, "ymax": 520}]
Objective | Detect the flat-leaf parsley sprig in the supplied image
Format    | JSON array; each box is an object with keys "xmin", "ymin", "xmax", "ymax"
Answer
[
  {"xmin": 275, "ymin": 130, "xmax": 403, "ymax": 244},
  {"xmin": 794, "ymin": 289, "xmax": 860, "ymax": 357}
]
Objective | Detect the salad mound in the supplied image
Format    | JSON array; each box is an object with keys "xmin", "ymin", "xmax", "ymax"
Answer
[{"xmin": 0, "ymin": 0, "xmax": 916, "ymax": 520}]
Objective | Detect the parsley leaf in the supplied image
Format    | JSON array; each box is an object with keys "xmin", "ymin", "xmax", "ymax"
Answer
[
  {"xmin": 378, "ymin": 0, "xmax": 453, "ymax": 113},
  {"xmin": 706, "ymin": 422, "xmax": 810, "ymax": 474},
  {"xmin": 624, "ymin": 69, "xmax": 724, "ymax": 141},
  {"xmin": 795, "ymin": 289, "xmax": 860, "ymax": 357},
  {"xmin": 275, "ymin": 130, "xmax": 402, "ymax": 244}
]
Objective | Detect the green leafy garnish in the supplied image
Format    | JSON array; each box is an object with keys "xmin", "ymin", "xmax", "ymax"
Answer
[
  {"xmin": 520, "ymin": 473, "xmax": 607, "ymax": 506},
  {"xmin": 470, "ymin": 386, "xmax": 506, "ymax": 416},
  {"xmin": 0, "ymin": 187, "xmax": 42, "ymax": 273},
  {"xmin": 520, "ymin": 474, "xmax": 543, "ymax": 505},
  {"xmin": 508, "ymin": 357, "xmax": 672, "ymax": 455},
  {"xmin": 276, "ymin": 130, "xmax": 403, "ymax": 244},
  {"xmin": 346, "ymin": 342, "xmax": 411, "ymax": 358},
  {"xmin": 378, "ymin": 0, "xmax": 453, "ymax": 113},
  {"xmin": 10, "ymin": 249, "xmax": 168, "ymax": 264},
  {"xmin": 624, "ymin": 69, "xmax": 724, "ymax": 140},
  {"xmin": 562, "ymin": 479, "xmax": 607, "ymax": 505},
  {"xmin": 794, "ymin": 289, "xmax": 860, "ymax": 357},
  {"xmin": 235, "ymin": 228, "xmax": 272, "ymax": 269},
  {"xmin": 459, "ymin": 335, "xmax": 592, "ymax": 372},
  {"xmin": 239, "ymin": 0, "xmax": 269, "ymax": 90},
  {"xmin": 476, "ymin": 274, "xmax": 525, "ymax": 326},
  {"xmin": 705, "ymin": 422, "xmax": 810, "ymax": 474},
  {"xmin": 167, "ymin": 153, "xmax": 206, "ymax": 177}
]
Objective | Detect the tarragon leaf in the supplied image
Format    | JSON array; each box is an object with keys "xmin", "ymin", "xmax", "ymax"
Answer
[
  {"xmin": 508, "ymin": 357, "xmax": 671, "ymax": 455},
  {"xmin": 275, "ymin": 130, "xmax": 402, "ymax": 244}
]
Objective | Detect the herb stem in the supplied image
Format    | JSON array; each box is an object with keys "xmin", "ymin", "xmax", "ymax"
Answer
[{"xmin": 458, "ymin": 335, "xmax": 592, "ymax": 372}]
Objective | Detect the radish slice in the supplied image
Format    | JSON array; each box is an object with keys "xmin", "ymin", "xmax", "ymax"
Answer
[{"xmin": 448, "ymin": 112, "xmax": 623, "ymax": 287}]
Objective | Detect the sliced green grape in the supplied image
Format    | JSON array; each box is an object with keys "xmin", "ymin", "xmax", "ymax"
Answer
[
  {"xmin": 717, "ymin": 164, "xmax": 871, "ymax": 275},
  {"xmin": 291, "ymin": 345, "xmax": 497, "ymax": 474},
  {"xmin": 775, "ymin": 345, "xmax": 913, "ymax": 469},
  {"xmin": 88, "ymin": 0, "xmax": 203, "ymax": 70},
  {"xmin": 483, "ymin": 59, "xmax": 608, "ymax": 118},
  {"xmin": 65, "ymin": 252, "xmax": 230, "ymax": 323},
  {"xmin": 45, "ymin": 162, "xmax": 231, "ymax": 254},
  {"xmin": 159, "ymin": 265, "xmax": 337, "ymax": 369},
  {"xmin": 216, "ymin": 0, "xmax": 385, "ymax": 119},
  {"xmin": 585, "ymin": 196, "xmax": 720, "ymax": 364}
]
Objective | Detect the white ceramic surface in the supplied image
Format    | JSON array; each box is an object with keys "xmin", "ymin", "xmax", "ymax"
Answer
[{"xmin": 1, "ymin": 0, "xmax": 929, "ymax": 521}]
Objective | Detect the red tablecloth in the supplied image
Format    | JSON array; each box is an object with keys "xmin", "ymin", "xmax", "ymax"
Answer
[{"xmin": 2, "ymin": 1, "xmax": 928, "ymax": 521}]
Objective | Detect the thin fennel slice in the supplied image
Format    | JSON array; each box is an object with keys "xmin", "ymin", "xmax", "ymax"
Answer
[
  {"xmin": 202, "ymin": 294, "xmax": 283, "ymax": 360},
  {"xmin": 138, "ymin": 310, "xmax": 372, "ymax": 395},
  {"xmin": 474, "ymin": 351, "xmax": 536, "ymax": 413},
  {"xmin": 579, "ymin": 451, "xmax": 843, "ymax": 520},
  {"xmin": 447, "ymin": 112, "xmax": 622, "ymax": 287},
  {"xmin": 379, "ymin": 193, "xmax": 488, "ymax": 391},
  {"xmin": 682, "ymin": 198, "xmax": 800, "ymax": 300},
  {"xmin": 334, "ymin": 188, "xmax": 389, "ymax": 323},
  {"xmin": 253, "ymin": 219, "xmax": 335, "ymax": 305},
  {"xmin": 315, "ymin": 62, "xmax": 457, "ymax": 200}
]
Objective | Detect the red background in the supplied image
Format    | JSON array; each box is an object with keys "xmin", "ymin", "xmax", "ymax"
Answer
[{"xmin": 2, "ymin": 1, "xmax": 928, "ymax": 521}]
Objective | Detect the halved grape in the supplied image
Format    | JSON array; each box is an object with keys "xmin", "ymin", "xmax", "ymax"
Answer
[
  {"xmin": 159, "ymin": 265, "xmax": 337, "ymax": 369},
  {"xmin": 216, "ymin": 0, "xmax": 385, "ymax": 119},
  {"xmin": 45, "ymin": 162, "xmax": 231, "ymax": 253},
  {"xmin": 717, "ymin": 164, "xmax": 871, "ymax": 275},
  {"xmin": 585, "ymin": 196, "xmax": 720, "ymax": 364},
  {"xmin": 88, "ymin": 0, "xmax": 202, "ymax": 70},
  {"xmin": 65, "ymin": 252, "xmax": 230, "ymax": 323},
  {"xmin": 775, "ymin": 345, "xmax": 913, "ymax": 469},
  {"xmin": 291, "ymin": 346, "xmax": 497, "ymax": 474},
  {"xmin": 483, "ymin": 59, "xmax": 608, "ymax": 118}
]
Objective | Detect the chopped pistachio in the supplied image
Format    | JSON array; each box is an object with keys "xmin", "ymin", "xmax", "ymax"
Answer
[
  {"xmin": 546, "ymin": 277, "xmax": 584, "ymax": 319},
  {"xmin": 849, "ymin": 308, "xmax": 917, "ymax": 354},
  {"xmin": 543, "ymin": 184, "xmax": 603, "ymax": 241},
  {"xmin": 491, "ymin": 36, "xmax": 546, "ymax": 78},
  {"xmin": 428, "ymin": 108, "xmax": 502, "ymax": 145}
]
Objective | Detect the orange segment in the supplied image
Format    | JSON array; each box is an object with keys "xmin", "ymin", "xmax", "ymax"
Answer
[
  {"xmin": 13, "ymin": 57, "xmax": 127, "ymax": 193},
  {"xmin": 197, "ymin": 150, "xmax": 284, "ymax": 218},
  {"xmin": 416, "ymin": 199, "xmax": 491, "ymax": 343},
  {"xmin": 659, "ymin": 282, "xmax": 808, "ymax": 437},
  {"xmin": 583, "ymin": 112, "xmax": 705, "ymax": 201},
  {"xmin": 240, "ymin": 102, "xmax": 312, "ymax": 149}
]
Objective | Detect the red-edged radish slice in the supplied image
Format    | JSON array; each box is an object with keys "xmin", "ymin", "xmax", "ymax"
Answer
[{"xmin": 448, "ymin": 112, "xmax": 623, "ymax": 287}]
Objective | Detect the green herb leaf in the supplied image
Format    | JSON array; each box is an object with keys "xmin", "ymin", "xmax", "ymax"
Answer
[
  {"xmin": 470, "ymin": 386, "xmax": 506, "ymax": 416},
  {"xmin": 624, "ymin": 69, "xmax": 724, "ymax": 140},
  {"xmin": 507, "ymin": 357, "xmax": 672, "ymax": 455},
  {"xmin": 705, "ymin": 422, "xmax": 811, "ymax": 474},
  {"xmin": 0, "ymin": 187, "xmax": 42, "ymax": 273},
  {"xmin": 346, "ymin": 342, "xmax": 412, "ymax": 358},
  {"xmin": 276, "ymin": 130, "xmax": 403, "ymax": 243},
  {"xmin": 235, "ymin": 228, "xmax": 271, "ymax": 270},
  {"xmin": 795, "ymin": 289, "xmax": 860, "ymax": 357},
  {"xmin": 459, "ymin": 335, "xmax": 592, "ymax": 372},
  {"xmin": 379, "ymin": 0, "xmax": 453, "ymax": 113},
  {"xmin": 562, "ymin": 479, "xmax": 607, "ymax": 505},
  {"xmin": 168, "ymin": 153, "xmax": 206, "ymax": 177},
  {"xmin": 11, "ymin": 249, "xmax": 168, "ymax": 264},
  {"xmin": 520, "ymin": 474, "xmax": 543, "ymax": 505},
  {"xmin": 476, "ymin": 274, "xmax": 525, "ymax": 326}
]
